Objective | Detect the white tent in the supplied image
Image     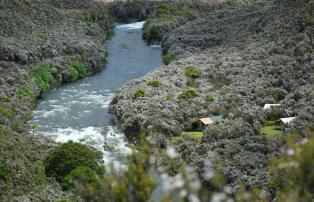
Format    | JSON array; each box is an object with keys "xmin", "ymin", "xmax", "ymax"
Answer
[
  {"xmin": 263, "ymin": 104, "xmax": 281, "ymax": 110},
  {"xmin": 280, "ymin": 117, "xmax": 296, "ymax": 124}
]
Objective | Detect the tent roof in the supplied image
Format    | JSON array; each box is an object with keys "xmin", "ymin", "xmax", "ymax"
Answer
[
  {"xmin": 200, "ymin": 115, "xmax": 224, "ymax": 125},
  {"xmin": 200, "ymin": 118, "xmax": 214, "ymax": 125},
  {"xmin": 280, "ymin": 117, "xmax": 296, "ymax": 124},
  {"xmin": 263, "ymin": 104, "xmax": 281, "ymax": 110}
]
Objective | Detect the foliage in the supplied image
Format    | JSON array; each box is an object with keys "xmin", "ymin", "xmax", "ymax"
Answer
[
  {"xmin": 30, "ymin": 64, "xmax": 55, "ymax": 94},
  {"xmin": 73, "ymin": 135, "xmax": 156, "ymax": 202},
  {"xmin": 265, "ymin": 107, "xmax": 283, "ymax": 121},
  {"xmin": 205, "ymin": 95, "xmax": 215, "ymax": 102},
  {"xmin": 66, "ymin": 68, "xmax": 79, "ymax": 82},
  {"xmin": 62, "ymin": 166, "xmax": 98, "ymax": 190},
  {"xmin": 147, "ymin": 79, "xmax": 161, "ymax": 87},
  {"xmin": 44, "ymin": 141, "xmax": 104, "ymax": 185},
  {"xmin": 16, "ymin": 85, "xmax": 35, "ymax": 102},
  {"xmin": 178, "ymin": 89, "xmax": 198, "ymax": 100},
  {"xmin": 162, "ymin": 54, "xmax": 176, "ymax": 65},
  {"xmin": 271, "ymin": 136, "xmax": 314, "ymax": 201},
  {"xmin": 0, "ymin": 162, "xmax": 7, "ymax": 179},
  {"xmin": 143, "ymin": 4, "xmax": 192, "ymax": 44},
  {"xmin": 0, "ymin": 103, "xmax": 13, "ymax": 120},
  {"xmin": 268, "ymin": 88, "xmax": 283, "ymax": 102},
  {"xmin": 261, "ymin": 124, "xmax": 282, "ymax": 137},
  {"xmin": 133, "ymin": 88, "xmax": 145, "ymax": 98},
  {"xmin": 185, "ymin": 66, "xmax": 201, "ymax": 78},
  {"xmin": 171, "ymin": 131, "xmax": 204, "ymax": 144},
  {"xmin": 165, "ymin": 94, "xmax": 174, "ymax": 101},
  {"xmin": 72, "ymin": 60, "xmax": 87, "ymax": 78}
]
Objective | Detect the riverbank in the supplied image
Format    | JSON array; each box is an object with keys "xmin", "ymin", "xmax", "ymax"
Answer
[
  {"xmin": 0, "ymin": 0, "xmax": 113, "ymax": 200},
  {"xmin": 109, "ymin": 0, "xmax": 314, "ymax": 196}
]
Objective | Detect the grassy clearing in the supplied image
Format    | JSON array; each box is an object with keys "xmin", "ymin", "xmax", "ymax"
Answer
[
  {"xmin": 261, "ymin": 124, "xmax": 282, "ymax": 137},
  {"xmin": 171, "ymin": 131, "xmax": 204, "ymax": 144}
]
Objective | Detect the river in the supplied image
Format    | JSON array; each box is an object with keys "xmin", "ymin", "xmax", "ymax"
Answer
[{"xmin": 30, "ymin": 21, "xmax": 163, "ymax": 169}]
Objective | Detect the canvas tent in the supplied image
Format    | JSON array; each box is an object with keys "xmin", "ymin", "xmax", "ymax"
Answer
[
  {"xmin": 200, "ymin": 115, "xmax": 224, "ymax": 126},
  {"xmin": 280, "ymin": 117, "xmax": 296, "ymax": 124},
  {"xmin": 263, "ymin": 104, "xmax": 281, "ymax": 110}
]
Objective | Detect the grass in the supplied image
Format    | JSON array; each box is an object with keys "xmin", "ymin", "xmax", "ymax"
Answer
[
  {"xmin": 171, "ymin": 131, "xmax": 204, "ymax": 144},
  {"xmin": 261, "ymin": 124, "xmax": 282, "ymax": 137}
]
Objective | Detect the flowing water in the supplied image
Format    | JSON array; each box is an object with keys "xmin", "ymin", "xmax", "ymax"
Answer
[{"xmin": 31, "ymin": 21, "xmax": 163, "ymax": 168}]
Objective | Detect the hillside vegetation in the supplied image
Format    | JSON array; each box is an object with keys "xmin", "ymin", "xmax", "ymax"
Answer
[{"xmin": 0, "ymin": 0, "xmax": 113, "ymax": 200}]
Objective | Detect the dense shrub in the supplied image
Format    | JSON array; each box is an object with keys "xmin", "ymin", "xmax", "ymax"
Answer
[
  {"xmin": 74, "ymin": 135, "xmax": 156, "ymax": 202},
  {"xmin": 62, "ymin": 166, "xmax": 98, "ymax": 190},
  {"xmin": 147, "ymin": 79, "xmax": 161, "ymax": 87},
  {"xmin": 72, "ymin": 60, "xmax": 87, "ymax": 78},
  {"xmin": 133, "ymin": 88, "xmax": 145, "ymax": 98},
  {"xmin": 271, "ymin": 137, "xmax": 314, "ymax": 201},
  {"xmin": 178, "ymin": 89, "xmax": 198, "ymax": 100},
  {"xmin": 265, "ymin": 107, "xmax": 283, "ymax": 121},
  {"xmin": 185, "ymin": 66, "xmax": 201, "ymax": 78},
  {"xmin": 162, "ymin": 54, "xmax": 176, "ymax": 65},
  {"xmin": 165, "ymin": 94, "xmax": 174, "ymax": 100},
  {"xmin": 143, "ymin": 4, "xmax": 193, "ymax": 44},
  {"xmin": 268, "ymin": 88, "xmax": 284, "ymax": 102},
  {"xmin": 0, "ymin": 103, "xmax": 13, "ymax": 120},
  {"xmin": 44, "ymin": 141, "xmax": 104, "ymax": 185},
  {"xmin": 16, "ymin": 85, "xmax": 35, "ymax": 102},
  {"xmin": 205, "ymin": 95, "xmax": 215, "ymax": 102},
  {"xmin": 0, "ymin": 163, "xmax": 7, "ymax": 180},
  {"xmin": 30, "ymin": 64, "xmax": 55, "ymax": 94},
  {"xmin": 67, "ymin": 68, "xmax": 79, "ymax": 82}
]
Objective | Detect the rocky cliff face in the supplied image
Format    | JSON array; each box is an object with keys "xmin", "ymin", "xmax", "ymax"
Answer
[
  {"xmin": 110, "ymin": 0, "xmax": 314, "ymax": 193},
  {"xmin": 0, "ymin": 0, "xmax": 113, "ymax": 200}
]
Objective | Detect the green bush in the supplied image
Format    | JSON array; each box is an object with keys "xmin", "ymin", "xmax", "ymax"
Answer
[
  {"xmin": 72, "ymin": 60, "xmax": 87, "ymax": 78},
  {"xmin": 0, "ymin": 163, "xmax": 7, "ymax": 179},
  {"xmin": 162, "ymin": 54, "xmax": 176, "ymax": 65},
  {"xmin": 30, "ymin": 64, "xmax": 55, "ymax": 94},
  {"xmin": 133, "ymin": 88, "xmax": 145, "ymax": 98},
  {"xmin": 147, "ymin": 80, "xmax": 161, "ymax": 87},
  {"xmin": 178, "ymin": 89, "xmax": 198, "ymax": 100},
  {"xmin": 77, "ymin": 135, "xmax": 155, "ymax": 202},
  {"xmin": 62, "ymin": 166, "xmax": 98, "ymax": 190},
  {"xmin": 16, "ymin": 85, "xmax": 35, "ymax": 102},
  {"xmin": 66, "ymin": 68, "xmax": 79, "ymax": 82},
  {"xmin": 0, "ymin": 104, "xmax": 13, "ymax": 120},
  {"xmin": 266, "ymin": 107, "xmax": 283, "ymax": 121},
  {"xmin": 44, "ymin": 141, "xmax": 104, "ymax": 184},
  {"xmin": 205, "ymin": 95, "xmax": 215, "ymax": 102},
  {"xmin": 185, "ymin": 66, "xmax": 201, "ymax": 78},
  {"xmin": 143, "ymin": 4, "xmax": 192, "ymax": 44},
  {"xmin": 268, "ymin": 88, "xmax": 283, "ymax": 102},
  {"xmin": 165, "ymin": 94, "xmax": 174, "ymax": 101},
  {"xmin": 272, "ymin": 137, "xmax": 314, "ymax": 201}
]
